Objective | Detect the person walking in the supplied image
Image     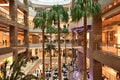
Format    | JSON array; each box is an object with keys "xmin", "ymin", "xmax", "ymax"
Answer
[{"xmin": 116, "ymin": 71, "xmax": 120, "ymax": 80}]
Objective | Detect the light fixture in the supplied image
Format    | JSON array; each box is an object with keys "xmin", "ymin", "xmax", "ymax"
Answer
[{"xmin": 0, "ymin": 3, "xmax": 9, "ymax": 6}]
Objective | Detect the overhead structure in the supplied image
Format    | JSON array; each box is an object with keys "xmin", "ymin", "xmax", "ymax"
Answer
[
  {"xmin": 28, "ymin": 0, "xmax": 72, "ymax": 11},
  {"xmin": 30, "ymin": 0, "xmax": 72, "ymax": 6}
]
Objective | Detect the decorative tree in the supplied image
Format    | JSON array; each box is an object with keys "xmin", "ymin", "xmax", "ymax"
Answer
[
  {"xmin": 46, "ymin": 26, "xmax": 57, "ymax": 69},
  {"xmin": 61, "ymin": 25, "xmax": 69, "ymax": 63},
  {"xmin": 45, "ymin": 43, "xmax": 56, "ymax": 69},
  {"xmin": 0, "ymin": 55, "xmax": 38, "ymax": 80},
  {"xmin": 71, "ymin": 0, "xmax": 101, "ymax": 80},
  {"xmin": 33, "ymin": 11, "xmax": 48, "ymax": 80},
  {"xmin": 47, "ymin": 5, "xmax": 69, "ymax": 80}
]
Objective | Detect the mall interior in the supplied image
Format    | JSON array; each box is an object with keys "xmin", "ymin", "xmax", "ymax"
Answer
[{"xmin": 0, "ymin": 0, "xmax": 120, "ymax": 80}]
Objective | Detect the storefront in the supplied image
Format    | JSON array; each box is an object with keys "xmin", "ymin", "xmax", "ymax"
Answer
[
  {"xmin": 0, "ymin": 31, "xmax": 9, "ymax": 47},
  {"xmin": 102, "ymin": 66, "xmax": 117, "ymax": 80}
]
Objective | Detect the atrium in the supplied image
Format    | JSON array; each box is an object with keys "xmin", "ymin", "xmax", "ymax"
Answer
[{"xmin": 0, "ymin": 0, "xmax": 120, "ymax": 80}]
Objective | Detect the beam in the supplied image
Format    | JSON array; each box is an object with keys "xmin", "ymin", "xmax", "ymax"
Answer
[{"xmin": 93, "ymin": 51, "xmax": 120, "ymax": 71}]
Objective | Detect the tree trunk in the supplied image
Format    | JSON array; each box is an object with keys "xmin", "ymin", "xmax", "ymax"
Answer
[
  {"xmin": 89, "ymin": 0, "xmax": 102, "ymax": 80},
  {"xmin": 42, "ymin": 28, "xmax": 45, "ymax": 80},
  {"xmin": 49, "ymin": 50, "xmax": 52, "ymax": 69},
  {"xmin": 9, "ymin": 0, "xmax": 18, "ymax": 61},
  {"xmin": 89, "ymin": 17, "xmax": 102, "ymax": 80},
  {"xmin": 72, "ymin": 0, "xmax": 75, "ymax": 6},
  {"xmin": 83, "ymin": 16, "xmax": 87, "ymax": 80},
  {"xmin": 50, "ymin": 34, "xmax": 52, "ymax": 69},
  {"xmin": 72, "ymin": 31, "xmax": 75, "ymax": 62},
  {"xmin": 64, "ymin": 34, "xmax": 67, "ymax": 63},
  {"xmin": 58, "ymin": 20, "xmax": 62, "ymax": 80}
]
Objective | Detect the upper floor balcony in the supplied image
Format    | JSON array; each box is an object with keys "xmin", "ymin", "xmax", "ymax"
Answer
[
  {"xmin": 0, "ymin": 7, "xmax": 25, "ymax": 26},
  {"xmin": 29, "ymin": 42, "xmax": 72, "ymax": 48},
  {"xmin": 71, "ymin": 38, "xmax": 120, "ymax": 57},
  {"xmin": 101, "ymin": 44, "xmax": 120, "ymax": 56}
]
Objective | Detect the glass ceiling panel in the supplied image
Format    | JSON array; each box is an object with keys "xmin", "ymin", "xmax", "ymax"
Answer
[{"xmin": 30, "ymin": 0, "xmax": 71, "ymax": 5}]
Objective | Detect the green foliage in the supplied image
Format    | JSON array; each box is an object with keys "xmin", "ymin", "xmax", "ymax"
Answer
[
  {"xmin": 0, "ymin": 55, "xmax": 39, "ymax": 80},
  {"xmin": 61, "ymin": 25, "xmax": 69, "ymax": 34},
  {"xmin": 45, "ymin": 43, "xmax": 56, "ymax": 52},
  {"xmin": 46, "ymin": 26, "xmax": 57, "ymax": 34},
  {"xmin": 46, "ymin": 26, "xmax": 64, "ymax": 34},
  {"xmin": 48, "ymin": 5, "xmax": 69, "ymax": 25},
  {"xmin": 33, "ymin": 11, "xmax": 48, "ymax": 30},
  {"xmin": 71, "ymin": 0, "xmax": 101, "ymax": 22}
]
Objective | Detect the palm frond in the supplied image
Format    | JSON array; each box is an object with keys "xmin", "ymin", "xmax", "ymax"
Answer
[
  {"xmin": 22, "ymin": 74, "xmax": 38, "ymax": 80},
  {"xmin": 33, "ymin": 11, "xmax": 48, "ymax": 30},
  {"xmin": 0, "ymin": 60, "xmax": 8, "ymax": 80},
  {"xmin": 45, "ymin": 43, "xmax": 56, "ymax": 51},
  {"xmin": 71, "ymin": 0, "xmax": 101, "ymax": 21},
  {"xmin": 61, "ymin": 25, "xmax": 69, "ymax": 34},
  {"xmin": 48, "ymin": 5, "xmax": 69, "ymax": 24},
  {"xmin": 91, "ymin": 1, "xmax": 102, "ymax": 17}
]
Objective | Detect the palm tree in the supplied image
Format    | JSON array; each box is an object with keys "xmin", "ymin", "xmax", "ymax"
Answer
[
  {"xmin": 46, "ymin": 26, "xmax": 53, "ymax": 69},
  {"xmin": 48, "ymin": 5, "xmax": 69, "ymax": 80},
  {"xmin": 71, "ymin": 0, "xmax": 101, "ymax": 80},
  {"xmin": 45, "ymin": 43, "xmax": 56, "ymax": 69},
  {"xmin": 61, "ymin": 25, "xmax": 69, "ymax": 63},
  {"xmin": 0, "ymin": 55, "xmax": 38, "ymax": 80},
  {"xmin": 33, "ymin": 11, "xmax": 48, "ymax": 80},
  {"xmin": 46, "ymin": 26, "xmax": 57, "ymax": 68}
]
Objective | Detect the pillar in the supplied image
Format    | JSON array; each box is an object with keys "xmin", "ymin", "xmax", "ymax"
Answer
[
  {"xmin": 9, "ymin": 0, "xmax": 18, "ymax": 61},
  {"xmin": 89, "ymin": 59, "xmax": 102, "ymax": 80},
  {"xmin": 23, "ymin": 0, "xmax": 29, "ymax": 54},
  {"xmin": 89, "ymin": 16, "xmax": 102, "ymax": 80}
]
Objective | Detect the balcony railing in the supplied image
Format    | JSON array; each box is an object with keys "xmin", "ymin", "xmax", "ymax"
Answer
[
  {"xmin": 101, "ymin": 44, "xmax": 120, "ymax": 56},
  {"xmin": 0, "ymin": 43, "xmax": 10, "ymax": 48},
  {"xmin": 75, "ymin": 42, "xmax": 120, "ymax": 57},
  {"xmin": 29, "ymin": 42, "xmax": 72, "ymax": 48},
  {"xmin": 0, "ymin": 41, "xmax": 26, "ymax": 48},
  {"xmin": 0, "ymin": 9, "xmax": 25, "ymax": 25}
]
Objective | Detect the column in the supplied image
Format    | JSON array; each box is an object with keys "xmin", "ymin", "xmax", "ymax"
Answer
[
  {"xmin": 24, "ymin": 0, "xmax": 29, "ymax": 54},
  {"xmin": 89, "ymin": 16, "xmax": 102, "ymax": 80},
  {"xmin": 9, "ymin": 0, "xmax": 18, "ymax": 60},
  {"xmin": 89, "ymin": 59, "xmax": 102, "ymax": 80}
]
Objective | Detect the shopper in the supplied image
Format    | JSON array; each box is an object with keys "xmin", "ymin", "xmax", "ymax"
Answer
[{"xmin": 116, "ymin": 71, "xmax": 120, "ymax": 80}]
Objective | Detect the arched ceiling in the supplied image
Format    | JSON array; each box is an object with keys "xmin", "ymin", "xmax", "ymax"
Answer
[{"xmin": 29, "ymin": 0, "xmax": 72, "ymax": 6}]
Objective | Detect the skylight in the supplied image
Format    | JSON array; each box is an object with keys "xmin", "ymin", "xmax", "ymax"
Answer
[{"xmin": 30, "ymin": 0, "xmax": 71, "ymax": 5}]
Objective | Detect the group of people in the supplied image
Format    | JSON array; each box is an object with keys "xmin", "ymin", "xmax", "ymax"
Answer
[
  {"xmin": 116, "ymin": 71, "xmax": 120, "ymax": 80},
  {"xmin": 3, "ymin": 40, "xmax": 7, "ymax": 45}
]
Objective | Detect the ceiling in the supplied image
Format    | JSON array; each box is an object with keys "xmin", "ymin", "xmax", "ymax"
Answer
[
  {"xmin": 99, "ymin": 0, "xmax": 114, "ymax": 9},
  {"xmin": 29, "ymin": 0, "xmax": 72, "ymax": 6}
]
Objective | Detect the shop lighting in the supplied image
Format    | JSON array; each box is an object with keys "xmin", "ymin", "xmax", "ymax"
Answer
[
  {"xmin": 0, "ymin": 4, "xmax": 9, "ymax": 6},
  {"xmin": 17, "ymin": 9, "xmax": 23, "ymax": 14}
]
